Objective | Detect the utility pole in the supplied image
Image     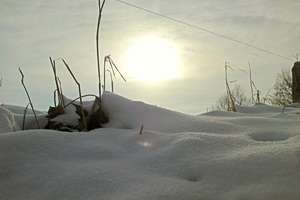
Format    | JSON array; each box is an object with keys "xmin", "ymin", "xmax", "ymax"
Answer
[{"xmin": 248, "ymin": 62, "xmax": 255, "ymax": 104}]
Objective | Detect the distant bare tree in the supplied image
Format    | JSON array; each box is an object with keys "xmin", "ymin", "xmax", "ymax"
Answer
[
  {"xmin": 267, "ymin": 69, "xmax": 292, "ymax": 106},
  {"xmin": 214, "ymin": 85, "xmax": 250, "ymax": 111}
]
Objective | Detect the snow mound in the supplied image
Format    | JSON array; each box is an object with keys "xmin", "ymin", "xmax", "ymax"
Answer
[
  {"xmin": 0, "ymin": 106, "xmax": 19, "ymax": 133},
  {"xmin": 0, "ymin": 129, "xmax": 299, "ymax": 200},
  {"xmin": 0, "ymin": 105, "xmax": 47, "ymax": 134},
  {"xmin": 236, "ymin": 103, "xmax": 288, "ymax": 114},
  {"xmin": 1, "ymin": 94, "xmax": 300, "ymax": 199},
  {"xmin": 2, "ymin": 104, "xmax": 45, "ymax": 115},
  {"xmin": 102, "ymin": 92, "xmax": 243, "ymax": 134}
]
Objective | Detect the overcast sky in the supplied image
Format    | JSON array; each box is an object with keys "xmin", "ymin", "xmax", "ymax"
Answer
[{"xmin": 0, "ymin": 0, "xmax": 299, "ymax": 113}]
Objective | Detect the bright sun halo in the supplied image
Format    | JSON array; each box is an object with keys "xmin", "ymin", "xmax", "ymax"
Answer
[{"xmin": 125, "ymin": 35, "xmax": 181, "ymax": 83}]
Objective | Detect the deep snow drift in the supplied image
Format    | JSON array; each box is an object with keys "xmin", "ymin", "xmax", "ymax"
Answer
[{"xmin": 0, "ymin": 92, "xmax": 300, "ymax": 200}]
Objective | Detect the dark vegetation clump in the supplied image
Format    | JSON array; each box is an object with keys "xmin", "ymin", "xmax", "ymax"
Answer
[{"xmin": 18, "ymin": 0, "xmax": 124, "ymax": 132}]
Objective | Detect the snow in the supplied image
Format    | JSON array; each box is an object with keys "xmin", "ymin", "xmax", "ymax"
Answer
[{"xmin": 1, "ymin": 92, "xmax": 300, "ymax": 199}]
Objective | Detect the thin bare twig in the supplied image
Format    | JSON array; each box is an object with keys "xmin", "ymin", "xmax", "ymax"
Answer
[
  {"xmin": 61, "ymin": 59, "xmax": 87, "ymax": 130},
  {"xmin": 19, "ymin": 68, "xmax": 41, "ymax": 129}
]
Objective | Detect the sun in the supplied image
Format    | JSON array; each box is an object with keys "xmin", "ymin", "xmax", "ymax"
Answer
[{"xmin": 124, "ymin": 35, "xmax": 181, "ymax": 83}]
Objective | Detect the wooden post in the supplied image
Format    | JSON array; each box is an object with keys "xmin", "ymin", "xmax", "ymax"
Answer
[{"xmin": 292, "ymin": 62, "xmax": 300, "ymax": 103}]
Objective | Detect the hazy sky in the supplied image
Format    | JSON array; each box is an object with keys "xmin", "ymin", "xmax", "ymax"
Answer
[{"xmin": 0, "ymin": 0, "xmax": 299, "ymax": 114}]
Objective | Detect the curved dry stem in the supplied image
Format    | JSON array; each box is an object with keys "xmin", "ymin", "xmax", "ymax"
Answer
[
  {"xmin": 64, "ymin": 94, "xmax": 99, "ymax": 109},
  {"xmin": 50, "ymin": 57, "xmax": 63, "ymax": 106},
  {"xmin": 19, "ymin": 68, "xmax": 41, "ymax": 129},
  {"xmin": 108, "ymin": 56, "xmax": 126, "ymax": 82},
  {"xmin": 61, "ymin": 59, "xmax": 87, "ymax": 130}
]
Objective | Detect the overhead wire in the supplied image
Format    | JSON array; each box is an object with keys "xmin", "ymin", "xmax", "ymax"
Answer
[{"xmin": 114, "ymin": 0, "xmax": 294, "ymax": 61}]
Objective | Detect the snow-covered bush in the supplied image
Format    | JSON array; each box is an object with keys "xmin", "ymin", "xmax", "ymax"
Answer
[{"xmin": 267, "ymin": 69, "xmax": 292, "ymax": 106}]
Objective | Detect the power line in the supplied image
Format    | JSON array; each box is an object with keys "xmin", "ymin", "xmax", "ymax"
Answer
[{"xmin": 114, "ymin": 0, "xmax": 294, "ymax": 61}]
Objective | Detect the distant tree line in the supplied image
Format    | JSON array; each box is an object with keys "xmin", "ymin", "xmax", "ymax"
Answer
[{"xmin": 213, "ymin": 69, "xmax": 292, "ymax": 111}]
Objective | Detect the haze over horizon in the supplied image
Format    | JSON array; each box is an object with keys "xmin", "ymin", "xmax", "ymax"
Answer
[{"xmin": 0, "ymin": 0, "xmax": 299, "ymax": 114}]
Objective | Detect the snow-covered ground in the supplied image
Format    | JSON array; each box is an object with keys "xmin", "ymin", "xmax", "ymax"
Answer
[{"xmin": 0, "ymin": 92, "xmax": 300, "ymax": 200}]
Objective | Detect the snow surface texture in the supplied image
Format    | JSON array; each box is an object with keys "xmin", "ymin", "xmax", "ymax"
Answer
[{"xmin": 1, "ymin": 92, "xmax": 300, "ymax": 200}]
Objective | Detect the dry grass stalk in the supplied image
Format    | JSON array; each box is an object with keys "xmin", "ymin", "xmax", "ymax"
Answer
[
  {"xmin": 106, "ymin": 69, "xmax": 114, "ymax": 92},
  {"xmin": 50, "ymin": 57, "xmax": 63, "ymax": 107},
  {"xmin": 18, "ymin": 68, "xmax": 41, "ymax": 128},
  {"xmin": 224, "ymin": 62, "xmax": 237, "ymax": 112},
  {"xmin": 96, "ymin": 0, "xmax": 107, "ymax": 98},
  {"xmin": 61, "ymin": 59, "xmax": 87, "ymax": 131},
  {"xmin": 103, "ymin": 56, "xmax": 108, "ymax": 91},
  {"xmin": 22, "ymin": 103, "xmax": 30, "ymax": 130},
  {"xmin": 107, "ymin": 56, "xmax": 126, "ymax": 82},
  {"xmin": 57, "ymin": 77, "xmax": 65, "ymax": 107},
  {"xmin": 53, "ymin": 89, "xmax": 58, "ymax": 107}
]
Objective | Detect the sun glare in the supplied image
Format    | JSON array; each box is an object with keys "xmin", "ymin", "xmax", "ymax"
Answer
[{"xmin": 125, "ymin": 35, "xmax": 181, "ymax": 83}]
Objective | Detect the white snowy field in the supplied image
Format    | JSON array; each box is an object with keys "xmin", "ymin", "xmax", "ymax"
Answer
[{"xmin": 0, "ymin": 92, "xmax": 300, "ymax": 200}]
